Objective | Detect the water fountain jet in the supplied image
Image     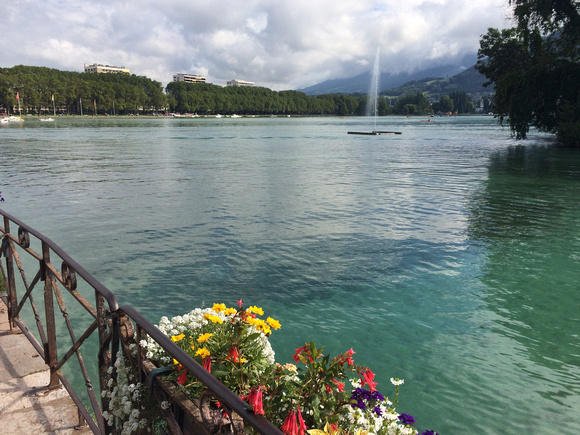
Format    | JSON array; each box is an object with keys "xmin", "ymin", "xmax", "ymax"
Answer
[{"xmin": 348, "ymin": 47, "xmax": 402, "ymax": 136}]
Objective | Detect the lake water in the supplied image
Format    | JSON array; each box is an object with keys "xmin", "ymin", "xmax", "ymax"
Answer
[{"xmin": 1, "ymin": 116, "xmax": 579, "ymax": 434}]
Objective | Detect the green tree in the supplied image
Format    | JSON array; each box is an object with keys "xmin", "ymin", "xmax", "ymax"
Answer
[
  {"xmin": 438, "ymin": 95, "xmax": 454, "ymax": 113},
  {"xmin": 476, "ymin": 0, "xmax": 580, "ymax": 146},
  {"xmin": 449, "ymin": 91, "xmax": 474, "ymax": 114},
  {"xmin": 394, "ymin": 93, "xmax": 433, "ymax": 115}
]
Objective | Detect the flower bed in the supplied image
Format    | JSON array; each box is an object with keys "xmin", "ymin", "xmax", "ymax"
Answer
[{"xmin": 135, "ymin": 301, "xmax": 438, "ymax": 435}]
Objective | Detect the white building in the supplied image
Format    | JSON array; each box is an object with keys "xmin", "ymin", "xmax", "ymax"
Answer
[
  {"xmin": 84, "ymin": 63, "xmax": 130, "ymax": 74},
  {"xmin": 173, "ymin": 73, "xmax": 207, "ymax": 83},
  {"xmin": 226, "ymin": 79, "xmax": 254, "ymax": 87}
]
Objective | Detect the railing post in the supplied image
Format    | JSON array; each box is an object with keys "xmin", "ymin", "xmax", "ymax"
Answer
[
  {"xmin": 42, "ymin": 240, "xmax": 60, "ymax": 389},
  {"xmin": 2, "ymin": 216, "xmax": 18, "ymax": 330},
  {"xmin": 96, "ymin": 292, "xmax": 111, "ymax": 433}
]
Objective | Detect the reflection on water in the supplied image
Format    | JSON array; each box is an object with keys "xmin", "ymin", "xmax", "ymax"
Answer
[{"xmin": 468, "ymin": 144, "xmax": 580, "ymax": 432}]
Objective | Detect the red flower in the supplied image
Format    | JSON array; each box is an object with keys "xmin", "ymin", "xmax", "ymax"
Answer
[
  {"xmin": 247, "ymin": 386, "xmax": 265, "ymax": 415},
  {"xmin": 228, "ymin": 346, "xmax": 240, "ymax": 363},
  {"xmin": 177, "ymin": 369, "xmax": 188, "ymax": 385},
  {"xmin": 333, "ymin": 379, "xmax": 345, "ymax": 392},
  {"xmin": 237, "ymin": 299, "xmax": 243, "ymax": 307},
  {"xmin": 281, "ymin": 410, "xmax": 298, "ymax": 435},
  {"xmin": 359, "ymin": 368, "xmax": 378, "ymax": 392},
  {"xmin": 293, "ymin": 345, "xmax": 308, "ymax": 363},
  {"xmin": 297, "ymin": 408, "xmax": 307, "ymax": 435},
  {"xmin": 325, "ymin": 384, "xmax": 333, "ymax": 394},
  {"xmin": 293, "ymin": 345, "xmax": 314, "ymax": 363},
  {"xmin": 203, "ymin": 357, "xmax": 212, "ymax": 372},
  {"xmin": 345, "ymin": 347, "xmax": 355, "ymax": 366}
]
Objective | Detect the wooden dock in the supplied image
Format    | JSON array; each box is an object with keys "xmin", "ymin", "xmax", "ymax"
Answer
[{"xmin": 0, "ymin": 305, "xmax": 92, "ymax": 434}]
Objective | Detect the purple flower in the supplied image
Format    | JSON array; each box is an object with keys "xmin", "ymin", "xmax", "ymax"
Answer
[
  {"xmin": 371, "ymin": 391, "xmax": 385, "ymax": 401},
  {"xmin": 421, "ymin": 431, "xmax": 438, "ymax": 435},
  {"xmin": 373, "ymin": 405, "xmax": 382, "ymax": 416},
  {"xmin": 398, "ymin": 414, "xmax": 415, "ymax": 425},
  {"xmin": 350, "ymin": 387, "xmax": 386, "ymax": 412}
]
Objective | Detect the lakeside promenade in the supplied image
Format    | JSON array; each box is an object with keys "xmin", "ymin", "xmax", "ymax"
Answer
[{"xmin": 0, "ymin": 305, "xmax": 91, "ymax": 433}]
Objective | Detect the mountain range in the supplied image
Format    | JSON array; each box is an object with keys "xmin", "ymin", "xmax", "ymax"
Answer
[{"xmin": 297, "ymin": 54, "xmax": 492, "ymax": 98}]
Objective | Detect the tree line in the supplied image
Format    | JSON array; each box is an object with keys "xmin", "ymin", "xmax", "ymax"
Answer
[
  {"xmin": 0, "ymin": 65, "xmax": 166, "ymax": 115},
  {"xmin": 1, "ymin": 65, "xmax": 483, "ymax": 118}
]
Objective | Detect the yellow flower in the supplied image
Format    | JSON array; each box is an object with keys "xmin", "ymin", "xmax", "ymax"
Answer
[
  {"xmin": 224, "ymin": 307, "xmax": 237, "ymax": 316},
  {"xmin": 239, "ymin": 358, "xmax": 247, "ymax": 363},
  {"xmin": 257, "ymin": 323, "xmax": 271, "ymax": 335},
  {"xmin": 203, "ymin": 313, "xmax": 224, "ymax": 324},
  {"xmin": 197, "ymin": 333, "xmax": 213, "ymax": 343},
  {"xmin": 196, "ymin": 347, "xmax": 210, "ymax": 359},
  {"xmin": 245, "ymin": 316, "xmax": 261, "ymax": 327},
  {"xmin": 266, "ymin": 317, "xmax": 281, "ymax": 330},
  {"xmin": 173, "ymin": 358, "xmax": 180, "ymax": 366},
  {"xmin": 171, "ymin": 333, "xmax": 185, "ymax": 342},
  {"xmin": 247, "ymin": 306, "xmax": 264, "ymax": 316},
  {"xmin": 307, "ymin": 423, "xmax": 347, "ymax": 435},
  {"xmin": 212, "ymin": 303, "xmax": 226, "ymax": 313}
]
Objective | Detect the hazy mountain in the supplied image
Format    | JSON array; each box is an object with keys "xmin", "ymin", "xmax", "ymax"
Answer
[
  {"xmin": 382, "ymin": 66, "xmax": 492, "ymax": 99},
  {"xmin": 297, "ymin": 54, "xmax": 487, "ymax": 96}
]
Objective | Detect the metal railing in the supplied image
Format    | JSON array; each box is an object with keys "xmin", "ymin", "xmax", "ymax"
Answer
[{"xmin": 1, "ymin": 208, "xmax": 282, "ymax": 435}]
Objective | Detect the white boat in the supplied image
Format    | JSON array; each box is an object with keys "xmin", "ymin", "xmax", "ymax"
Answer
[
  {"xmin": 1, "ymin": 116, "xmax": 24, "ymax": 123},
  {"xmin": 230, "ymin": 114, "xmax": 241, "ymax": 118},
  {"xmin": 39, "ymin": 117, "xmax": 54, "ymax": 122},
  {"xmin": 214, "ymin": 114, "xmax": 223, "ymax": 118}
]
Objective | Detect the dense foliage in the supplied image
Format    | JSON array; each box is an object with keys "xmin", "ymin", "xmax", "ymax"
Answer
[
  {"xmin": 0, "ymin": 65, "xmax": 167, "ymax": 115},
  {"xmin": 1, "ymin": 64, "xmax": 482, "ymax": 118},
  {"xmin": 476, "ymin": 0, "xmax": 580, "ymax": 146},
  {"xmin": 165, "ymin": 81, "xmax": 371, "ymax": 116}
]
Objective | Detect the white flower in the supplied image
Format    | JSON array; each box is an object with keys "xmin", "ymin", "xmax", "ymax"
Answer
[{"xmin": 390, "ymin": 377, "xmax": 404, "ymax": 386}]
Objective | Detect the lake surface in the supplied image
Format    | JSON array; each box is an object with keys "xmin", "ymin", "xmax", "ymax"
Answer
[{"xmin": 1, "ymin": 116, "xmax": 579, "ymax": 434}]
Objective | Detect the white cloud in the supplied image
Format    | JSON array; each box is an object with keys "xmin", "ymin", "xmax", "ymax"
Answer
[{"xmin": 1, "ymin": 0, "xmax": 512, "ymax": 90}]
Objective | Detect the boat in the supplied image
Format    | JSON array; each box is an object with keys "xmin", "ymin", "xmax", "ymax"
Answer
[
  {"xmin": 1, "ymin": 116, "xmax": 24, "ymax": 123},
  {"xmin": 214, "ymin": 114, "xmax": 223, "ymax": 118},
  {"xmin": 39, "ymin": 117, "xmax": 54, "ymax": 122},
  {"xmin": 230, "ymin": 114, "xmax": 241, "ymax": 118},
  {"xmin": 348, "ymin": 130, "xmax": 402, "ymax": 135}
]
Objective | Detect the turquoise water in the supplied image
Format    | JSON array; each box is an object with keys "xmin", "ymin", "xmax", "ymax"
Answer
[{"xmin": 1, "ymin": 116, "xmax": 579, "ymax": 434}]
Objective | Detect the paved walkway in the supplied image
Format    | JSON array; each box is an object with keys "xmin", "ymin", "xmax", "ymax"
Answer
[{"xmin": 0, "ymin": 305, "xmax": 92, "ymax": 433}]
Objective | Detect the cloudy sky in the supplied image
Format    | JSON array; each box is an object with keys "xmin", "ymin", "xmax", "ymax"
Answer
[{"xmin": 1, "ymin": 0, "xmax": 512, "ymax": 90}]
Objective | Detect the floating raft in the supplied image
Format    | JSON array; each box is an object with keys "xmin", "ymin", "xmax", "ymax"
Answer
[{"xmin": 347, "ymin": 130, "xmax": 402, "ymax": 135}]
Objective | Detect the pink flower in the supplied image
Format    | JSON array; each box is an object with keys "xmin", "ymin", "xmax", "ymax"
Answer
[
  {"xmin": 237, "ymin": 299, "xmax": 243, "ymax": 307},
  {"xmin": 333, "ymin": 379, "xmax": 345, "ymax": 392},
  {"xmin": 281, "ymin": 410, "xmax": 298, "ymax": 435},
  {"xmin": 359, "ymin": 368, "xmax": 378, "ymax": 392},
  {"xmin": 345, "ymin": 347, "xmax": 355, "ymax": 366},
  {"xmin": 247, "ymin": 386, "xmax": 265, "ymax": 415},
  {"xmin": 297, "ymin": 408, "xmax": 307, "ymax": 435}
]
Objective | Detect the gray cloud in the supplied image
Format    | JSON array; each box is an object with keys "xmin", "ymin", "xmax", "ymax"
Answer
[{"xmin": 2, "ymin": 0, "xmax": 511, "ymax": 90}]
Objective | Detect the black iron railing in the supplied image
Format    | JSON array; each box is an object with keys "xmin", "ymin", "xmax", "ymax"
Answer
[{"xmin": 1, "ymin": 208, "xmax": 282, "ymax": 435}]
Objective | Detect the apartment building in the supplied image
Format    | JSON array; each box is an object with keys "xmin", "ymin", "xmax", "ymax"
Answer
[
  {"xmin": 84, "ymin": 63, "xmax": 130, "ymax": 74},
  {"xmin": 173, "ymin": 73, "xmax": 207, "ymax": 83},
  {"xmin": 226, "ymin": 79, "xmax": 254, "ymax": 87}
]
